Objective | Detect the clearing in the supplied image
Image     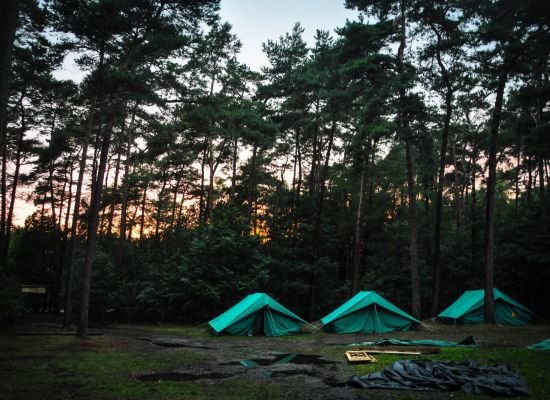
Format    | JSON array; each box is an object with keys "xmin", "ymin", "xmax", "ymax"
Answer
[{"xmin": 1, "ymin": 315, "xmax": 549, "ymax": 400}]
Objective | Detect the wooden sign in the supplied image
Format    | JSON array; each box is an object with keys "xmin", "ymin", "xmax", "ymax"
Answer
[{"xmin": 21, "ymin": 286, "xmax": 47, "ymax": 294}]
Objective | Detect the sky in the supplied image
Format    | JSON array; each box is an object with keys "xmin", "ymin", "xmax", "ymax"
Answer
[
  {"xmin": 219, "ymin": 0, "xmax": 359, "ymax": 71},
  {"xmin": 53, "ymin": 1, "xmax": 359, "ymax": 82},
  {"xmin": 16, "ymin": 1, "xmax": 359, "ymax": 226}
]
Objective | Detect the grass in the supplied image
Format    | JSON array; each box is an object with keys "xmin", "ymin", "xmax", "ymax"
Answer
[
  {"xmin": 0, "ymin": 335, "xmax": 279, "ymax": 400},
  {"xmin": 1, "ymin": 326, "xmax": 549, "ymax": 400},
  {"xmin": 335, "ymin": 346, "xmax": 550, "ymax": 399},
  {"xmin": 113, "ymin": 323, "xmax": 210, "ymax": 337}
]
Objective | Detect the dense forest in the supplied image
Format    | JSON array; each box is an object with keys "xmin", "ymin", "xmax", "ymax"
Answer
[{"xmin": 0, "ymin": 0, "xmax": 549, "ymax": 336}]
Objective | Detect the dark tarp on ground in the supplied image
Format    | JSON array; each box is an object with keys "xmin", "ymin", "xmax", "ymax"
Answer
[
  {"xmin": 349, "ymin": 360, "xmax": 529, "ymax": 397},
  {"xmin": 348, "ymin": 336, "xmax": 477, "ymax": 348},
  {"xmin": 527, "ymin": 339, "xmax": 550, "ymax": 350}
]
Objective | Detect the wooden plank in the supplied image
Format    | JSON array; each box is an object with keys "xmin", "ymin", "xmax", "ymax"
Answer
[
  {"xmin": 362, "ymin": 346, "xmax": 441, "ymax": 355},
  {"xmin": 345, "ymin": 350, "xmax": 377, "ymax": 363},
  {"xmin": 362, "ymin": 349, "xmax": 422, "ymax": 355}
]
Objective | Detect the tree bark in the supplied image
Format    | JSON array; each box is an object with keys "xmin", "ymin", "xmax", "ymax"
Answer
[
  {"xmin": 169, "ymin": 175, "xmax": 182, "ymax": 229},
  {"xmin": 230, "ymin": 136, "xmax": 238, "ymax": 200},
  {"xmin": 309, "ymin": 120, "xmax": 336, "ymax": 318},
  {"xmin": 405, "ymin": 137, "xmax": 421, "ymax": 319},
  {"xmin": 4, "ymin": 106, "xmax": 25, "ymax": 260},
  {"xmin": 397, "ymin": 0, "xmax": 421, "ymax": 319},
  {"xmin": 484, "ymin": 69, "xmax": 508, "ymax": 324},
  {"xmin": 64, "ymin": 162, "xmax": 74, "ymax": 233},
  {"xmin": 248, "ymin": 142, "xmax": 258, "ymax": 232},
  {"xmin": 77, "ymin": 113, "xmax": 115, "ymax": 337},
  {"xmin": 0, "ymin": 0, "xmax": 18, "ymax": 271},
  {"xmin": 351, "ymin": 140, "xmax": 371, "ymax": 295},
  {"xmin": 139, "ymin": 182, "xmax": 148, "ymax": 241},
  {"xmin": 155, "ymin": 167, "xmax": 168, "ymax": 238},
  {"xmin": 198, "ymin": 141, "xmax": 207, "ymax": 224},
  {"xmin": 207, "ymin": 139, "xmax": 214, "ymax": 224},
  {"xmin": 527, "ymin": 155, "xmax": 532, "ymax": 203},
  {"xmin": 470, "ymin": 140, "xmax": 477, "ymax": 267},
  {"xmin": 107, "ymin": 143, "xmax": 122, "ymax": 235},
  {"xmin": 431, "ymin": 89, "xmax": 452, "ymax": 316},
  {"xmin": 119, "ymin": 106, "xmax": 137, "ymax": 243},
  {"xmin": 63, "ymin": 100, "xmax": 96, "ymax": 329},
  {"xmin": 515, "ymin": 149, "xmax": 520, "ymax": 209}
]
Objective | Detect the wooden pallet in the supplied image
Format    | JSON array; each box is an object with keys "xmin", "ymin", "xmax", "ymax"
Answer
[{"xmin": 345, "ymin": 350, "xmax": 377, "ymax": 363}]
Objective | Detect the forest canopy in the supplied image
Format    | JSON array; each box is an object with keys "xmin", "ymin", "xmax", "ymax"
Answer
[{"xmin": 0, "ymin": 0, "xmax": 549, "ymax": 335}]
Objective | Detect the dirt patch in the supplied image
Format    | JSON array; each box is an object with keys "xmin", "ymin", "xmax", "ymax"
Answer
[
  {"xmin": 135, "ymin": 371, "xmax": 237, "ymax": 382},
  {"xmin": 137, "ymin": 336, "xmax": 214, "ymax": 349},
  {"xmin": 220, "ymin": 353, "xmax": 338, "ymax": 366}
]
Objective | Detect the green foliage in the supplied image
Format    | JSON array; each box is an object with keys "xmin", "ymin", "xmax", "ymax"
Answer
[
  {"xmin": 2, "ymin": 0, "xmax": 550, "ymax": 328},
  {"xmin": 0, "ymin": 274, "xmax": 24, "ymax": 323}
]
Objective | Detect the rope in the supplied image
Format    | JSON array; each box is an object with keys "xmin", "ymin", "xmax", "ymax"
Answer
[{"xmin": 374, "ymin": 302, "xmax": 382, "ymax": 332}]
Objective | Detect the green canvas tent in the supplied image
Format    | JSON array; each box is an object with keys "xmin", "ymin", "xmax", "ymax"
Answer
[
  {"xmin": 208, "ymin": 293, "xmax": 307, "ymax": 336},
  {"xmin": 437, "ymin": 288, "xmax": 535, "ymax": 326},
  {"xmin": 320, "ymin": 291, "xmax": 420, "ymax": 334}
]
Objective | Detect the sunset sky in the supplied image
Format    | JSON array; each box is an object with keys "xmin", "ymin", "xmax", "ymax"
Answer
[{"xmin": 15, "ymin": 1, "xmax": 359, "ymax": 226}]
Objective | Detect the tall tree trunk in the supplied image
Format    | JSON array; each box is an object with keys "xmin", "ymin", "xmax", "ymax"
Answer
[
  {"xmin": 118, "ymin": 106, "xmax": 137, "ymax": 243},
  {"xmin": 538, "ymin": 157, "xmax": 545, "ymax": 211},
  {"xmin": 545, "ymin": 160, "xmax": 550, "ymax": 193},
  {"xmin": 309, "ymin": 120, "xmax": 336, "ymax": 319},
  {"xmin": 484, "ymin": 69, "xmax": 508, "ymax": 324},
  {"xmin": 351, "ymin": 141, "xmax": 371, "ymax": 295},
  {"xmin": 471, "ymin": 141, "xmax": 478, "ymax": 267},
  {"xmin": 155, "ymin": 168, "xmax": 168, "ymax": 238},
  {"xmin": 64, "ymin": 32, "xmax": 107, "ymax": 326},
  {"xmin": 47, "ymin": 118, "xmax": 64, "ymax": 315},
  {"xmin": 0, "ymin": 120, "xmax": 7, "ymax": 270},
  {"xmin": 248, "ymin": 142, "xmax": 258, "ymax": 232},
  {"xmin": 431, "ymin": 89, "xmax": 452, "ymax": 316},
  {"xmin": 515, "ymin": 149, "xmax": 520, "ymax": 209},
  {"xmin": 58, "ymin": 168, "xmax": 68, "ymax": 231},
  {"xmin": 308, "ymin": 99, "xmax": 320, "ymax": 197},
  {"xmin": 177, "ymin": 183, "xmax": 187, "ymax": 226},
  {"xmin": 207, "ymin": 141, "xmax": 215, "ymax": 224},
  {"xmin": 230, "ymin": 136, "xmax": 238, "ymax": 200},
  {"xmin": 537, "ymin": 66, "xmax": 545, "ymax": 211},
  {"xmin": 63, "ymin": 101, "xmax": 96, "ymax": 329},
  {"xmin": 397, "ymin": 0, "xmax": 421, "ymax": 319},
  {"xmin": 64, "ymin": 162, "xmax": 74, "ymax": 233},
  {"xmin": 198, "ymin": 142, "xmax": 207, "ymax": 224},
  {"xmin": 169, "ymin": 176, "xmax": 182, "ymax": 229},
  {"xmin": 405, "ymin": 137, "xmax": 421, "ymax": 318},
  {"xmin": 77, "ymin": 114, "xmax": 115, "ymax": 337},
  {"xmin": 99, "ymin": 154, "xmax": 113, "ymax": 234},
  {"xmin": 452, "ymin": 137, "xmax": 462, "ymax": 227},
  {"xmin": 4, "ymin": 109, "xmax": 24, "ymax": 260},
  {"xmin": 139, "ymin": 182, "xmax": 148, "ymax": 241},
  {"xmin": 0, "ymin": 0, "xmax": 18, "ymax": 271},
  {"xmin": 527, "ymin": 155, "xmax": 532, "ymax": 203},
  {"xmin": 107, "ymin": 145, "xmax": 122, "ymax": 235}
]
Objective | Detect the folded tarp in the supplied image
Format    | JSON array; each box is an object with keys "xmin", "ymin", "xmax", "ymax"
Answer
[
  {"xmin": 349, "ymin": 360, "xmax": 529, "ymax": 396},
  {"xmin": 527, "ymin": 339, "xmax": 550, "ymax": 350},
  {"xmin": 348, "ymin": 335, "xmax": 477, "ymax": 348}
]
